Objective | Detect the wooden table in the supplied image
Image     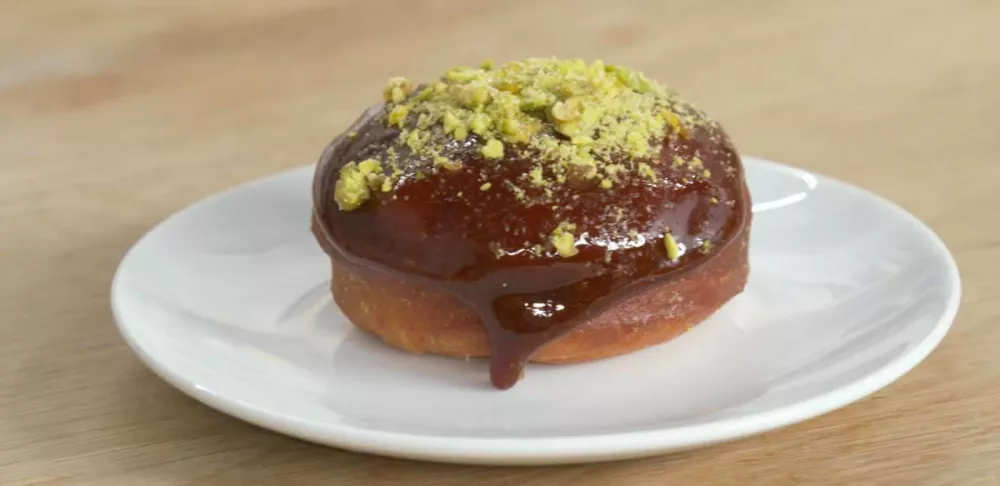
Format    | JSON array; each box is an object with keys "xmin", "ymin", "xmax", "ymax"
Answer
[{"xmin": 3, "ymin": 1, "xmax": 998, "ymax": 483}]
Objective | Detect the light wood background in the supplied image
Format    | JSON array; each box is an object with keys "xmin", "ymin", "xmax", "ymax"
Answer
[{"xmin": 2, "ymin": 0, "xmax": 999, "ymax": 484}]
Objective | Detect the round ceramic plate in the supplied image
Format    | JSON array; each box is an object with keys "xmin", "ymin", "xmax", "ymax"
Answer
[{"xmin": 111, "ymin": 157, "xmax": 960, "ymax": 465}]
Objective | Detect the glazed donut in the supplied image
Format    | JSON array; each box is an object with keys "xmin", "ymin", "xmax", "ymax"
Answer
[{"xmin": 312, "ymin": 58, "xmax": 751, "ymax": 389}]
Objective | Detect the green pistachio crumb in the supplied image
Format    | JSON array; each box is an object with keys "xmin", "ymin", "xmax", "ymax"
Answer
[
  {"xmin": 528, "ymin": 166, "xmax": 549, "ymax": 186},
  {"xmin": 469, "ymin": 112, "xmax": 492, "ymax": 135},
  {"xmin": 482, "ymin": 139, "xmax": 504, "ymax": 159},
  {"xmin": 405, "ymin": 130, "xmax": 426, "ymax": 151},
  {"xmin": 638, "ymin": 162, "xmax": 657, "ymax": 181},
  {"xmin": 442, "ymin": 111, "xmax": 463, "ymax": 134},
  {"xmin": 551, "ymin": 98, "xmax": 583, "ymax": 121},
  {"xmin": 334, "ymin": 159, "xmax": 383, "ymax": 211},
  {"xmin": 383, "ymin": 77, "xmax": 413, "ymax": 103},
  {"xmin": 480, "ymin": 182, "xmax": 492, "ymax": 191},
  {"xmin": 664, "ymin": 232, "xmax": 681, "ymax": 260},
  {"xmin": 388, "ymin": 105, "xmax": 409, "ymax": 127},
  {"xmin": 550, "ymin": 222, "xmax": 580, "ymax": 258}
]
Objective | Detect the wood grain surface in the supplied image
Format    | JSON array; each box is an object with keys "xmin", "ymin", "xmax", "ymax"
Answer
[{"xmin": 2, "ymin": 0, "xmax": 999, "ymax": 484}]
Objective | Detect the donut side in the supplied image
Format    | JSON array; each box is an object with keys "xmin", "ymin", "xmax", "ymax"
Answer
[{"xmin": 331, "ymin": 221, "xmax": 749, "ymax": 363}]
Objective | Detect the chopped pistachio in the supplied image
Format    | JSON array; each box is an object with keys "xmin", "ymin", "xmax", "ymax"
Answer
[
  {"xmin": 446, "ymin": 67, "xmax": 480, "ymax": 82},
  {"xmin": 599, "ymin": 179, "xmax": 613, "ymax": 189},
  {"xmin": 334, "ymin": 159, "xmax": 383, "ymax": 211},
  {"xmin": 662, "ymin": 109, "xmax": 683, "ymax": 131},
  {"xmin": 413, "ymin": 88, "xmax": 433, "ymax": 101},
  {"xmin": 481, "ymin": 139, "xmax": 504, "ymax": 159},
  {"xmin": 442, "ymin": 111, "xmax": 463, "ymax": 134},
  {"xmin": 469, "ymin": 112, "xmax": 492, "ymax": 135},
  {"xmin": 405, "ymin": 130, "xmax": 427, "ymax": 151},
  {"xmin": 625, "ymin": 131, "xmax": 647, "ymax": 153},
  {"xmin": 550, "ymin": 98, "xmax": 583, "ymax": 121},
  {"xmin": 357, "ymin": 159, "xmax": 381, "ymax": 173},
  {"xmin": 637, "ymin": 162, "xmax": 657, "ymax": 181},
  {"xmin": 528, "ymin": 166, "xmax": 548, "ymax": 186},
  {"xmin": 502, "ymin": 118, "xmax": 530, "ymax": 142},
  {"xmin": 387, "ymin": 105, "xmax": 409, "ymax": 127},
  {"xmin": 416, "ymin": 113, "xmax": 433, "ymax": 129},
  {"xmin": 550, "ymin": 222, "xmax": 579, "ymax": 258},
  {"xmin": 554, "ymin": 120, "xmax": 582, "ymax": 137},
  {"xmin": 480, "ymin": 182, "xmax": 492, "ymax": 191},
  {"xmin": 383, "ymin": 77, "xmax": 413, "ymax": 103},
  {"xmin": 663, "ymin": 232, "xmax": 681, "ymax": 260},
  {"xmin": 365, "ymin": 172, "xmax": 385, "ymax": 191},
  {"xmin": 519, "ymin": 87, "xmax": 553, "ymax": 110},
  {"xmin": 603, "ymin": 163, "xmax": 625, "ymax": 181}
]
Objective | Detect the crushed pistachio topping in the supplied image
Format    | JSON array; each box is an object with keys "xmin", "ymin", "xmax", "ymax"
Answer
[
  {"xmin": 376, "ymin": 58, "xmax": 700, "ymax": 188},
  {"xmin": 637, "ymin": 162, "xmax": 657, "ymax": 181},
  {"xmin": 550, "ymin": 221, "xmax": 580, "ymax": 258},
  {"xmin": 663, "ymin": 232, "xmax": 681, "ymax": 260},
  {"xmin": 334, "ymin": 159, "xmax": 384, "ymax": 210},
  {"xmin": 481, "ymin": 139, "xmax": 504, "ymax": 159},
  {"xmin": 383, "ymin": 77, "xmax": 414, "ymax": 104}
]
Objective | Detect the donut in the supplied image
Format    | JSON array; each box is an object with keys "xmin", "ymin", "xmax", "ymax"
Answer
[{"xmin": 311, "ymin": 58, "xmax": 751, "ymax": 389}]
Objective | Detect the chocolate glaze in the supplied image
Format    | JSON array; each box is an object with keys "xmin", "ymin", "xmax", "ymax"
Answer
[{"xmin": 312, "ymin": 103, "xmax": 751, "ymax": 389}]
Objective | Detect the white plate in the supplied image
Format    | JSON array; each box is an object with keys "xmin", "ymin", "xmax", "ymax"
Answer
[{"xmin": 111, "ymin": 157, "xmax": 960, "ymax": 465}]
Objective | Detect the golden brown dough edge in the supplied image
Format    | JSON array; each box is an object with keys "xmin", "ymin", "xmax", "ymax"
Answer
[{"xmin": 329, "ymin": 227, "xmax": 749, "ymax": 364}]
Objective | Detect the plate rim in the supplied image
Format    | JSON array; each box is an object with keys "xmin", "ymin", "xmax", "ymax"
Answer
[{"xmin": 110, "ymin": 156, "xmax": 962, "ymax": 465}]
